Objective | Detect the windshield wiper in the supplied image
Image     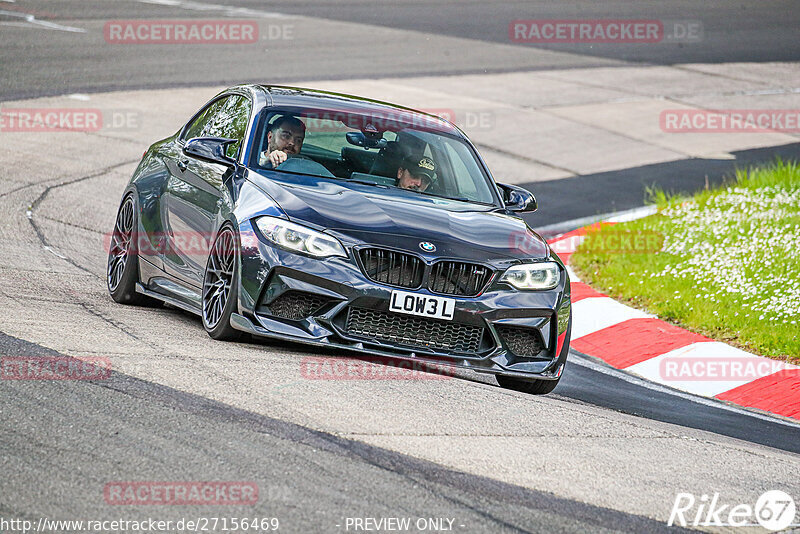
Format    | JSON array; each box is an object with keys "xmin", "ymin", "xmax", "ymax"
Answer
[
  {"xmin": 416, "ymin": 190, "xmax": 472, "ymax": 203},
  {"xmin": 344, "ymin": 177, "xmax": 388, "ymax": 187}
]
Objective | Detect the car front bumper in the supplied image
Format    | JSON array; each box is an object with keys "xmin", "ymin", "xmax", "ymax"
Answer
[{"xmin": 236, "ymin": 221, "xmax": 572, "ymax": 379}]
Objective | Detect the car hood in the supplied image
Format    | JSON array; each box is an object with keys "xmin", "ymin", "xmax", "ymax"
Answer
[{"xmin": 247, "ymin": 171, "xmax": 549, "ymax": 262}]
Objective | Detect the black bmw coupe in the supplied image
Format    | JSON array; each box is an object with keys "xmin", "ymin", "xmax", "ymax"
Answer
[{"xmin": 107, "ymin": 85, "xmax": 572, "ymax": 394}]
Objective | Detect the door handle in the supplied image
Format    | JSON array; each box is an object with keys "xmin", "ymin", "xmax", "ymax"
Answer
[{"xmin": 177, "ymin": 160, "xmax": 188, "ymax": 172}]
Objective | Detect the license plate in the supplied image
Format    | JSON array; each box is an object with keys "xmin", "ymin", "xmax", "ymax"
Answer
[{"xmin": 389, "ymin": 290, "xmax": 455, "ymax": 321}]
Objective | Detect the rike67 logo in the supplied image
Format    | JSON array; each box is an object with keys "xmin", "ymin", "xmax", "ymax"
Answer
[{"xmin": 668, "ymin": 490, "xmax": 796, "ymax": 531}]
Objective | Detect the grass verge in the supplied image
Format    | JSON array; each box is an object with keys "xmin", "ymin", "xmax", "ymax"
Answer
[{"xmin": 570, "ymin": 159, "xmax": 800, "ymax": 363}]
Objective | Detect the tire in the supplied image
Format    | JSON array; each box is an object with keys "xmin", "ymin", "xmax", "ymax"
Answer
[
  {"xmin": 107, "ymin": 195, "xmax": 160, "ymax": 306},
  {"xmin": 201, "ymin": 224, "xmax": 242, "ymax": 341},
  {"xmin": 496, "ymin": 373, "xmax": 562, "ymax": 395}
]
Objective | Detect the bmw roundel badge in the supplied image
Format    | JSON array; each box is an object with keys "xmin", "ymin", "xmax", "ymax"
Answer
[{"xmin": 419, "ymin": 242, "xmax": 436, "ymax": 252}]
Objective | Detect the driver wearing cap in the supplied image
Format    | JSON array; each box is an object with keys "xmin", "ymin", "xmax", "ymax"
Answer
[{"xmin": 396, "ymin": 155, "xmax": 435, "ymax": 192}]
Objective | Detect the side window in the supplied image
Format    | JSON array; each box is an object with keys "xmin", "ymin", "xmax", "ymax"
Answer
[
  {"xmin": 224, "ymin": 96, "xmax": 251, "ymax": 158},
  {"xmin": 183, "ymin": 98, "xmax": 224, "ymax": 141},
  {"xmin": 182, "ymin": 95, "xmax": 252, "ymax": 158}
]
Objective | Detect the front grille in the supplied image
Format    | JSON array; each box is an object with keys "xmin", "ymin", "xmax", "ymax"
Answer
[
  {"xmin": 266, "ymin": 291, "xmax": 331, "ymax": 321},
  {"xmin": 496, "ymin": 325, "xmax": 545, "ymax": 358},
  {"xmin": 344, "ymin": 307, "xmax": 486, "ymax": 354},
  {"xmin": 359, "ymin": 248, "xmax": 423, "ymax": 289},
  {"xmin": 428, "ymin": 261, "xmax": 493, "ymax": 296}
]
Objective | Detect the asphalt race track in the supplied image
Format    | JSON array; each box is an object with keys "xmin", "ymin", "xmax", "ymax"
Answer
[
  {"xmin": 2, "ymin": 0, "xmax": 800, "ymax": 100},
  {"xmin": 1, "ymin": 1, "xmax": 799, "ymax": 532}
]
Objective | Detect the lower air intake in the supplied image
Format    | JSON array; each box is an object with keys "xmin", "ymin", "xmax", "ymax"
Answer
[
  {"xmin": 496, "ymin": 325, "xmax": 546, "ymax": 358},
  {"xmin": 266, "ymin": 291, "xmax": 331, "ymax": 321},
  {"xmin": 344, "ymin": 307, "xmax": 486, "ymax": 354}
]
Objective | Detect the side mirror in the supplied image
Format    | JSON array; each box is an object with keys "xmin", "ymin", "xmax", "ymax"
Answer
[
  {"xmin": 497, "ymin": 183, "xmax": 537, "ymax": 213},
  {"xmin": 184, "ymin": 137, "xmax": 238, "ymax": 167}
]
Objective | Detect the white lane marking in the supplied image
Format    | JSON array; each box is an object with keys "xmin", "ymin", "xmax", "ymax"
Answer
[
  {"xmin": 43, "ymin": 245, "xmax": 68, "ymax": 260},
  {"xmin": 605, "ymin": 204, "xmax": 657, "ymax": 223},
  {"xmin": 571, "ymin": 297, "xmax": 654, "ymax": 339},
  {"xmin": 626, "ymin": 342, "xmax": 797, "ymax": 397},
  {"xmin": 137, "ymin": 0, "xmax": 291, "ymax": 19},
  {"xmin": 568, "ymin": 351, "xmax": 800, "ymax": 429},
  {"xmin": 565, "ymin": 265, "xmax": 581, "ymax": 283},
  {"xmin": 744, "ymin": 88, "xmax": 800, "ymax": 95},
  {"xmin": 68, "ymin": 94, "xmax": 91, "ymax": 101},
  {"xmin": 25, "ymin": 206, "xmax": 68, "ymax": 259},
  {"xmin": 0, "ymin": 9, "xmax": 86, "ymax": 32},
  {"xmin": 536, "ymin": 204, "xmax": 657, "ymax": 236}
]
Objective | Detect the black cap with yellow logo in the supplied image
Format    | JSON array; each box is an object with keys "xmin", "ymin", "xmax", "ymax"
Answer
[{"xmin": 401, "ymin": 155, "xmax": 436, "ymax": 182}]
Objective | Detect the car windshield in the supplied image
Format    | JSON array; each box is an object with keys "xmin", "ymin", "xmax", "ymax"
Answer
[{"xmin": 250, "ymin": 107, "xmax": 498, "ymax": 205}]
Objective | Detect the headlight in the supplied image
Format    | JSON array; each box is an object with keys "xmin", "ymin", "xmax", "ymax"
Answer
[
  {"xmin": 500, "ymin": 262, "xmax": 560, "ymax": 290},
  {"xmin": 254, "ymin": 216, "xmax": 347, "ymax": 258}
]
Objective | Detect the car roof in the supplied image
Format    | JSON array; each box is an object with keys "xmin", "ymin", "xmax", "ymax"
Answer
[{"xmin": 251, "ymin": 84, "xmax": 462, "ymax": 137}]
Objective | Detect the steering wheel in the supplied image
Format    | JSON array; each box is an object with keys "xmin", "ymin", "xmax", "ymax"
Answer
[{"xmin": 274, "ymin": 157, "xmax": 335, "ymax": 178}]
